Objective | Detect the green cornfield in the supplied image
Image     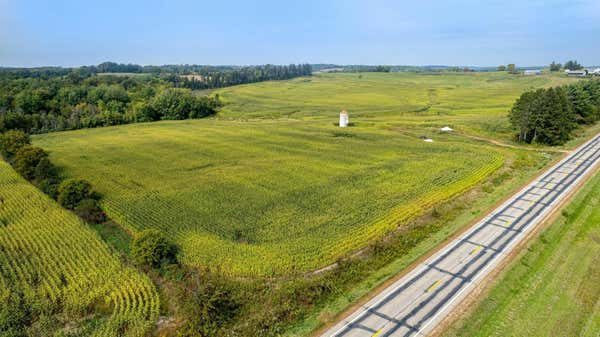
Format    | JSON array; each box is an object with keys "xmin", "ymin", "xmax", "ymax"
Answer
[
  {"xmin": 0, "ymin": 160, "xmax": 159, "ymax": 336},
  {"xmin": 33, "ymin": 72, "xmax": 576, "ymax": 277},
  {"xmin": 34, "ymin": 119, "xmax": 503, "ymax": 276}
]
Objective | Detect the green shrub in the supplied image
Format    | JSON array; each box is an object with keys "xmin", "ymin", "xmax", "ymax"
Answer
[
  {"xmin": 74, "ymin": 199, "xmax": 106, "ymax": 224},
  {"xmin": 14, "ymin": 146, "xmax": 48, "ymax": 180},
  {"xmin": 0, "ymin": 130, "xmax": 30, "ymax": 160},
  {"xmin": 57, "ymin": 179, "xmax": 97, "ymax": 209},
  {"xmin": 177, "ymin": 273, "xmax": 239, "ymax": 337},
  {"xmin": 151, "ymin": 88, "xmax": 217, "ymax": 120},
  {"xmin": 33, "ymin": 157, "xmax": 57, "ymax": 181},
  {"xmin": 39, "ymin": 178, "xmax": 60, "ymax": 199},
  {"xmin": 131, "ymin": 229, "xmax": 176, "ymax": 267}
]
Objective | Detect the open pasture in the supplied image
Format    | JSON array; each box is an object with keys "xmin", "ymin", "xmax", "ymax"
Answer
[{"xmin": 217, "ymin": 72, "xmax": 576, "ymax": 140}]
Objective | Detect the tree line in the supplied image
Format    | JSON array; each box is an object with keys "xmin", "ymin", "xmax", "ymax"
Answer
[
  {"xmin": 497, "ymin": 60, "xmax": 585, "ymax": 73},
  {"xmin": 509, "ymin": 80, "xmax": 600, "ymax": 145},
  {"xmin": 1, "ymin": 62, "xmax": 312, "ymax": 77},
  {"xmin": 0, "ymin": 130, "xmax": 106, "ymax": 221},
  {"xmin": 0, "ymin": 63, "xmax": 313, "ymax": 134},
  {"xmin": 550, "ymin": 60, "xmax": 584, "ymax": 72},
  {"xmin": 0, "ymin": 128, "xmax": 179, "ymax": 264},
  {"xmin": 0, "ymin": 73, "xmax": 220, "ymax": 134},
  {"xmin": 168, "ymin": 63, "xmax": 312, "ymax": 90},
  {"xmin": 497, "ymin": 64, "xmax": 519, "ymax": 74},
  {"xmin": 0, "ymin": 62, "xmax": 312, "ymax": 91}
]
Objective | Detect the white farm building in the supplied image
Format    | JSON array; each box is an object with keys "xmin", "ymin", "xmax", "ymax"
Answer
[
  {"xmin": 339, "ymin": 110, "xmax": 349, "ymax": 127},
  {"xmin": 565, "ymin": 69, "xmax": 588, "ymax": 77},
  {"xmin": 524, "ymin": 69, "xmax": 542, "ymax": 75}
]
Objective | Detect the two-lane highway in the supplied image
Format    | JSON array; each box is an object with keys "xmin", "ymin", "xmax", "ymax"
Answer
[{"xmin": 322, "ymin": 133, "xmax": 600, "ymax": 337}]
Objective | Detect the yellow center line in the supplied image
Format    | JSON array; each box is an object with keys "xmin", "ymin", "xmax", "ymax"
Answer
[
  {"xmin": 470, "ymin": 245, "xmax": 482, "ymax": 255},
  {"xmin": 427, "ymin": 280, "xmax": 441, "ymax": 292},
  {"xmin": 372, "ymin": 329, "xmax": 383, "ymax": 337}
]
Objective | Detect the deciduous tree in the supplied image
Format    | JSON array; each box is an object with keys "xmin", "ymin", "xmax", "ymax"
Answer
[
  {"xmin": 57, "ymin": 179, "xmax": 97, "ymax": 209},
  {"xmin": 14, "ymin": 146, "xmax": 47, "ymax": 180},
  {"xmin": 131, "ymin": 229, "xmax": 177, "ymax": 267},
  {"xmin": 510, "ymin": 87, "xmax": 577, "ymax": 145},
  {"xmin": 564, "ymin": 60, "xmax": 583, "ymax": 71},
  {"xmin": 0, "ymin": 130, "xmax": 30, "ymax": 159},
  {"xmin": 550, "ymin": 61, "xmax": 562, "ymax": 71}
]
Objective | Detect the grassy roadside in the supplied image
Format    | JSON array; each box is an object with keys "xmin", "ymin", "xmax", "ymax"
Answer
[{"xmin": 441, "ymin": 168, "xmax": 600, "ymax": 337}]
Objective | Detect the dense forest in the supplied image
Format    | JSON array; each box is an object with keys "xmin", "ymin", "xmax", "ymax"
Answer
[
  {"xmin": 0, "ymin": 74, "xmax": 219, "ymax": 134},
  {"xmin": 0, "ymin": 62, "xmax": 312, "ymax": 79},
  {"xmin": 510, "ymin": 79, "xmax": 600, "ymax": 145},
  {"xmin": 0, "ymin": 63, "xmax": 312, "ymax": 134},
  {"xmin": 168, "ymin": 63, "xmax": 312, "ymax": 89}
]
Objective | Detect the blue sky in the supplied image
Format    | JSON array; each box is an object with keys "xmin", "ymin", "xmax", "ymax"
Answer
[{"xmin": 1, "ymin": 0, "xmax": 599, "ymax": 67}]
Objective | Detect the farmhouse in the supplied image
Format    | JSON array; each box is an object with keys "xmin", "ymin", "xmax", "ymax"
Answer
[
  {"xmin": 524, "ymin": 69, "xmax": 541, "ymax": 75},
  {"xmin": 320, "ymin": 67, "xmax": 345, "ymax": 73},
  {"xmin": 339, "ymin": 110, "xmax": 349, "ymax": 127}
]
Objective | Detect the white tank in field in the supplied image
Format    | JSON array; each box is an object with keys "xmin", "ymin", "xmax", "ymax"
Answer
[{"xmin": 339, "ymin": 110, "xmax": 349, "ymax": 127}]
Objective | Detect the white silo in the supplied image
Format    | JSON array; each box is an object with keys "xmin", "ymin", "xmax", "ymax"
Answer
[{"xmin": 339, "ymin": 110, "xmax": 349, "ymax": 127}]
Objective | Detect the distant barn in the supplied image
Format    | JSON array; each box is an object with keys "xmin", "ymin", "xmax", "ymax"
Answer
[
  {"xmin": 565, "ymin": 69, "xmax": 588, "ymax": 77},
  {"xmin": 524, "ymin": 69, "xmax": 542, "ymax": 75}
]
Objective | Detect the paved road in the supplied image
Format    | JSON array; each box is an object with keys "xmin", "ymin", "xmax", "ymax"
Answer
[{"xmin": 322, "ymin": 134, "xmax": 600, "ymax": 337}]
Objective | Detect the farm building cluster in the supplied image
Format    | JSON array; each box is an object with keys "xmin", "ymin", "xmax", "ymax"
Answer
[
  {"xmin": 523, "ymin": 68, "xmax": 600, "ymax": 77},
  {"xmin": 565, "ymin": 68, "xmax": 600, "ymax": 77}
]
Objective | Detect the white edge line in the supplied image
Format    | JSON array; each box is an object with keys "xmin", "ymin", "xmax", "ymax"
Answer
[{"xmin": 416, "ymin": 141, "xmax": 600, "ymax": 336}]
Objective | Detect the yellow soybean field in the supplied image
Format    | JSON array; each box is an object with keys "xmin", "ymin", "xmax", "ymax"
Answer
[
  {"xmin": 0, "ymin": 160, "xmax": 159, "ymax": 336},
  {"xmin": 35, "ymin": 119, "xmax": 503, "ymax": 276}
]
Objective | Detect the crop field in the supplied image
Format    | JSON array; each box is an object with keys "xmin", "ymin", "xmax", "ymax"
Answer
[
  {"xmin": 34, "ymin": 119, "xmax": 502, "ymax": 276},
  {"xmin": 217, "ymin": 72, "xmax": 576, "ymax": 140},
  {"xmin": 32, "ymin": 72, "xmax": 573, "ymax": 277},
  {"xmin": 443, "ymin": 168, "xmax": 600, "ymax": 337},
  {"xmin": 0, "ymin": 160, "xmax": 159, "ymax": 336}
]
